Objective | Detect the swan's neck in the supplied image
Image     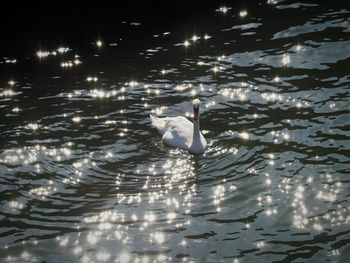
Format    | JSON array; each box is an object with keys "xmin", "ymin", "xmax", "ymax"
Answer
[{"xmin": 193, "ymin": 117, "xmax": 200, "ymax": 140}]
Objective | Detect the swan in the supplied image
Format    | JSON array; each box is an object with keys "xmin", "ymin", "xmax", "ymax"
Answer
[{"xmin": 150, "ymin": 98, "xmax": 207, "ymax": 154}]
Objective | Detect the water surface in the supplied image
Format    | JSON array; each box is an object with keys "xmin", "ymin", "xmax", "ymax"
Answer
[{"xmin": 1, "ymin": 1, "xmax": 350, "ymax": 262}]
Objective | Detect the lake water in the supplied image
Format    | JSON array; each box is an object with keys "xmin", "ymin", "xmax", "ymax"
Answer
[{"xmin": 1, "ymin": 1, "xmax": 350, "ymax": 262}]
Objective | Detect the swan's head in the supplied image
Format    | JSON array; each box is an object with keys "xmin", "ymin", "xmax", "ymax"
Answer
[
  {"xmin": 193, "ymin": 98, "xmax": 201, "ymax": 109},
  {"xmin": 192, "ymin": 98, "xmax": 200, "ymax": 121}
]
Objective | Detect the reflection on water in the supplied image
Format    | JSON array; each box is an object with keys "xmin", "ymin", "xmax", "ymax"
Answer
[{"xmin": 1, "ymin": 1, "xmax": 350, "ymax": 262}]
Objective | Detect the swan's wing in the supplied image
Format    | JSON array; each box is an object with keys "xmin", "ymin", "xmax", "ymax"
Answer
[
  {"xmin": 162, "ymin": 116, "xmax": 193, "ymax": 149},
  {"xmin": 150, "ymin": 114, "xmax": 168, "ymax": 135}
]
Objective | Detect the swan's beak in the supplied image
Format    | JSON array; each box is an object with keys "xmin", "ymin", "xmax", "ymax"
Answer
[{"xmin": 193, "ymin": 107, "xmax": 199, "ymax": 121}]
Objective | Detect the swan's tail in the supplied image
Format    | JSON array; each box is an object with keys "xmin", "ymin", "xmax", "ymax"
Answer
[{"xmin": 150, "ymin": 114, "xmax": 166, "ymax": 135}]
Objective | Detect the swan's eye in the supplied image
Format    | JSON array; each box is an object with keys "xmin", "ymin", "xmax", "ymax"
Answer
[{"xmin": 193, "ymin": 107, "xmax": 199, "ymax": 112}]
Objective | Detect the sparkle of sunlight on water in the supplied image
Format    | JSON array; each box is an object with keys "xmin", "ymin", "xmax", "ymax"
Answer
[{"xmin": 1, "ymin": 1, "xmax": 350, "ymax": 262}]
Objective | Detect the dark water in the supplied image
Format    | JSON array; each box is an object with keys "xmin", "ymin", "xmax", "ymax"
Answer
[{"xmin": 1, "ymin": 1, "xmax": 350, "ymax": 262}]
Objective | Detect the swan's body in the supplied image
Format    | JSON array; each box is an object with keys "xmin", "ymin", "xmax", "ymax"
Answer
[{"xmin": 150, "ymin": 99, "xmax": 207, "ymax": 154}]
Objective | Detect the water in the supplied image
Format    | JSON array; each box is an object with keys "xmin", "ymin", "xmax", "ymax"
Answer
[{"xmin": 1, "ymin": 1, "xmax": 350, "ymax": 262}]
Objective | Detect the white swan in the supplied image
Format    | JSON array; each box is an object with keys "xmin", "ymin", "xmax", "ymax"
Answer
[{"xmin": 150, "ymin": 98, "xmax": 207, "ymax": 154}]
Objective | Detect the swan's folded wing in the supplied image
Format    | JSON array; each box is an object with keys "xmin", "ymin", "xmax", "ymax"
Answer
[
  {"xmin": 162, "ymin": 117, "xmax": 193, "ymax": 149},
  {"xmin": 150, "ymin": 114, "xmax": 168, "ymax": 135}
]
